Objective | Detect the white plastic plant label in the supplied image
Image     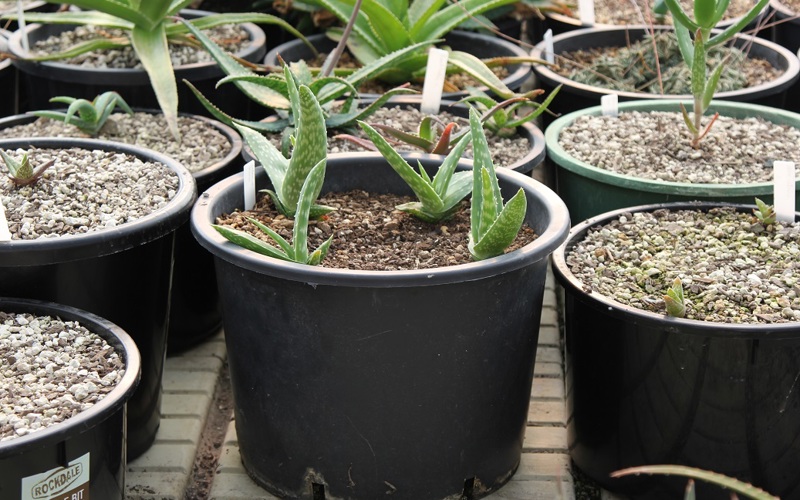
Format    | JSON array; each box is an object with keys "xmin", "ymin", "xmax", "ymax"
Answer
[
  {"xmin": 0, "ymin": 200, "xmax": 11, "ymax": 242},
  {"xmin": 243, "ymin": 160, "xmax": 256, "ymax": 211},
  {"xmin": 543, "ymin": 29, "xmax": 554, "ymax": 65},
  {"xmin": 774, "ymin": 160, "xmax": 796, "ymax": 223},
  {"xmin": 578, "ymin": 0, "xmax": 596, "ymax": 25},
  {"xmin": 21, "ymin": 452, "xmax": 90, "ymax": 500},
  {"xmin": 420, "ymin": 48, "xmax": 449, "ymax": 115},
  {"xmin": 601, "ymin": 94, "xmax": 618, "ymax": 117}
]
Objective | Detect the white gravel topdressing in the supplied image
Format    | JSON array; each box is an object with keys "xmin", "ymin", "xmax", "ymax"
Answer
[
  {"xmin": 558, "ymin": 111, "xmax": 800, "ymax": 184},
  {"xmin": 0, "ymin": 312, "xmax": 125, "ymax": 442},
  {"xmin": 0, "ymin": 147, "xmax": 179, "ymax": 240}
]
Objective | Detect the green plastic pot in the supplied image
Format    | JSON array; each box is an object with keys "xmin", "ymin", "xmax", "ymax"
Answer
[{"xmin": 545, "ymin": 99, "xmax": 800, "ymax": 224}]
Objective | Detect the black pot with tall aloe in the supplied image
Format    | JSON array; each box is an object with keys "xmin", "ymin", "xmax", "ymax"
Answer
[{"xmin": 191, "ymin": 67, "xmax": 569, "ymax": 499}]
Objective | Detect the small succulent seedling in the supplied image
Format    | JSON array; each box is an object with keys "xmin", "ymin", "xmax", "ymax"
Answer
[
  {"xmin": 32, "ymin": 91, "xmax": 133, "ymax": 137},
  {"xmin": 753, "ymin": 197, "xmax": 776, "ymax": 226},
  {"xmin": 212, "ymin": 161, "xmax": 333, "ymax": 265},
  {"xmin": 358, "ymin": 119, "xmax": 473, "ymax": 223},
  {"xmin": 467, "ymin": 107, "xmax": 527, "ymax": 261},
  {"xmin": 612, "ymin": 464, "xmax": 779, "ymax": 500},
  {"xmin": 663, "ymin": 277, "xmax": 686, "ymax": 318},
  {"xmin": 653, "ymin": 0, "xmax": 770, "ymax": 147},
  {"xmin": 0, "ymin": 151, "xmax": 55, "ymax": 187},
  {"xmin": 232, "ymin": 65, "xmax": 333, "ymax": 219}
]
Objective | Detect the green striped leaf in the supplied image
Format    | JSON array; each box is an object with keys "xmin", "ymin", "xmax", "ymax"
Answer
[{"xmin": 469, "ymin": 186, "xmax": 526, "ymax": 261}]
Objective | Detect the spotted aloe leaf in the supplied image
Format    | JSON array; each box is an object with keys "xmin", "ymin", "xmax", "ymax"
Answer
[
  {"xmin": 467, "ymin": 107, "xmax": 526, "ymax": 261},
  {"xmin": 212, "ymin": 160, "xmax": 332, "ymax": 265},
  {"xmin": 359, "ymin": 120, "xmax": 472, "ymax": 223}
]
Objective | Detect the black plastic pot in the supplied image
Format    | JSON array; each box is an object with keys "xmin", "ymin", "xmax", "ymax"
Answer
[
  {"xmin": 192, "ymin": 154, "xmax": 570, "ymax": 499},
  {"xmin": 552, "ymin": 202, "xmax": 800, "ymax": 499},
  {"xmin": 7, "ymin": 9, "xmax": 267, "ymax": 118},
  {"xmin": 0, "ymin": 138, "xmax": 196, "ymax": 459},
  {"xmin": 770, "ymin": 0, "xmax": 800, "ymax": 52},
  {"xmin": 0, "ymin": 297, "xmax": 140, "ymax": 499},
  {"xmin": 0, "ymin": 109, "xmax": 241, "ymax": 352},
  {"xmin": 263, "ymin": 30, "xmax": 532, "ymax": 99},
  {"xmin": 531, "ymin": 27, "xmax": 799, "ymax": 123}
]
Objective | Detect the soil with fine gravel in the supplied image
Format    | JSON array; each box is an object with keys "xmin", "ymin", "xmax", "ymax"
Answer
[
  {"xmin": 562, "ymin": 0, "xmax": 760, "ymax": 25},
  {"xmin": 0, "ymin": 147, "xmax": 178, "ymax": 239},
  {"xmin": 567, "ymin": 206, "xmax": 800, "ymax": 324},
  {"xmin": 557, "ymin": 111, "xmax": 800, "ymax": 184},
  {"xmin": 0, "ymin": 312, "xmax": 125, "ymax": 441},
  {"xmin": 0, "ymin": 112, "xmax": 233, "ymax": 174},
  {"xmin": 217, "ymin": 190, "xmax": 538, "ymax": 271}
]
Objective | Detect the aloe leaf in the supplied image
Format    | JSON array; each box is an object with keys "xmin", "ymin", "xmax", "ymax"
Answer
[
  {"xmin": 690, "ymin": 29, "xmax": 707, "ymax": 100},
  {"xmin": 307, "ymin": 235, "xmax": 334, "ymax": 265},
  {"xmin": 693, "ymin": 0, "xmax": 716, "ymax": 28},
  {"xmin": 292, "ymin": 160, "xmax": 328, "ymax": 263},
  {"xmin": 323, "ymin": 87, "xmax": 417, "ymax": 128},
  {"xmin": 167, "ymin": 0, "xmax": 195, "ymax": 16},
  {"xmin": 407, "ymin": 0, "xmax": 447, "ymax": 29},
  {"xmin": 179, "ymin": 18, "xmax": 290, "ymax": 109},
  {"xmin": 355, "ymin": 0, "xmax": 410, "ymax": 53},
  {"xmin": 371, "ymin": 124, "xmax": 434, "ymax": 150},
  {"xmin": 212, "ymin": 224, "xmax": 290, "ymax": 261},
  {"xmin": 283, "ymin": 83, "xmax": 328, "ymax": 213},
  {"xmin": 469, "ymin": 107, "xmax": 501, "ymax": 213},
  {"xmin": 247, "ymin": 217, "xmax": 294, "ymax": 256},
  {"xmin": 662, "ymin": 0, "xmax": 701, "ymax": 31},
  {"xmin": 679, "ymin": 103, "xmax": 699, "ymax": 135},
  {"xmin": 711, "ymin": 0, "xmax": 732, "ymax": 25},
  {"xmin": 448, "ymin": 51, "xmax": 514, "ymax": 100},
  {"xmin": 130, "ymin": 22, "xmax": 179, "ymax": 139},
  {"xmin": 674, "ymin": 24, "xmax": 695, "ymax": 69},
  {"xmin": 25, "ymin": 38, "xmax": 129, "ymax": 61},
  {"xmin": 184, "ymin": 80, "xmax": 289, "ymax": 133},
  {"xmin": 234, "ymin": 123, "xmax": 289, "ymax": 199},
  {"xmin": 501, "ymin": 85, "xmax": 562, "ymax": 128},
  {"xmin": 470, "ymin": 186, "xmax": 526, "ymax": 261},
  {"xmin": 359, "ymin": 120, "xmax": 443, "ymax": 212},
  {"xmin": 702, "ymin": 63, "xmax": 725, "ymax": 110},
  {"xmin": 707, "ymin": 0, "xmax": 769, "ymax": 47},
  {"xmin": 0, "ymin": 150, "xmax": 25, "ymax": 178},
  {"xmin": 308, "ymin": 76, "xmax": 358, "ymax": 104},
  {"xmin": 430, "ymin": 122, "xmax": 458, "ymax": 155},
  {"xmin": 611, "ymin": 466, "xmax": 779, "ymax": 500},
  {"xmin": 431, "ymin": 132, "xmax": 472, "ymax": 194},
  {"xmin": 4, "ymin": 10, "xmax": 135, "ymax": 29},
  {"xmin": 170, "ymin": 12, "xmax": 312, "ymax": 51},
  {"xmin": 216, "ymin": 74, "xmax": 291, "ymax": 107},
  {"xmin": 439, "ymin": 170, "xmax": 473, "ymax": 209},
  {"xmin": 313, "ymin": 0, "xmax": 384, "ymax": 54},
  {"xmin": 414, "ymin": 0, "xmax": 517, "ymax": 42}
]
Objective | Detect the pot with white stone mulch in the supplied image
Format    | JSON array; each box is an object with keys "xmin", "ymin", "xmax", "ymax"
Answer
[
  {"xmin": 6, "ymin": 9, "xmax": 267, "ymax": 118},
  {"xmin": 544, "ymin": 99, "xmax": 800, "ymax": 223},
  {"xmin": 0, "ymin": 109, "xmax": 243, "ymax": 352},
  {"xmin": 0, "ymin": 296, "xmax": 140, "ymax": 500},
  {"xmin": 0, "ymin": 137, "xmax": 196, "ymax": 460},
  {"xmin": 552, "ymin": 201, "xmax": 800, "ymax": 499}
]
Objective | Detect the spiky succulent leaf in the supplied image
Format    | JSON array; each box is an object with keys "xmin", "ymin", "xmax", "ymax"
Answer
[
  {"xmin": 447, "ymin": 51, "xmax": 515, "ymax": 100},
  {"xmin": 664, "ymin": 278, "xmax": 686, "ymax": 318},
  {"xmin": 247, "ymin": 217, "xmax": 294, "ymax": 256},
  {"xmin": 212, "ymin": 224, "xmax": 290, "ymax": 261},
  {"xmin": 611, "ymin": 465, "xmax": 779, "ymax": 500},
  {"xmin": 281, "ymin": 73, "xmax": 328, "ymax": 214},
  {"xmin": 130, "ymin": 21, "xmax": 179, "ymax": 139},
  {"xmin": 431, "ymin": 133, "xmax": 472, "ymax": 194},
  {"xmin": 0, "ymin": 151, "xmax": 29, "ymax": 179},
  {"xmin": 702, "ymin": 62, "xmax": 725, "ymax": 110},
  {"xmin": 707, "ymin": 0, "xmax": 769, "ymax": 48},
  {"xmin": 469, "ymin": 181, "xmax": 526, "ymax": 260},
  {"xmin": 184, "ymin": 80, "xmax": 289, "ymax": 133},
  {"xmin": 754, "ymin": 197, "xmax": 777, "ymax": 225},
  {"xmin": 291, "ymin": 159, "xmax": 327, "ymax": 263},
  {"xmin": 234, "ymin": 123, "xmax": 289, "ymax": 201},
  {"xmin": 359, "ymin": 120, "xmax": 443, "ymax": 214}
]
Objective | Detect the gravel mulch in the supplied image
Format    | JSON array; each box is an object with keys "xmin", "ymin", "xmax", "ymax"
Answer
[
  {"xmin": 217, "ymin": 190, "xmax": 538, "ymax": 271},
  {"xmin": 0, "ymin": 1, "xmax": 38, "ymax": 13},
  {"xmin": 0, "ymin": 112, "xmax": 232, "ymax": 174},
  {"xmin": 557, "ymin": 111, "xmax": 800, "ymax": 184},
  {"xmin": 0, "ymin": 312, "xmax": 125, "ymax": 441},
  {"xmin": 566, "ymin": 206, "xmax": 800, "ymax": 324},
  {"xmin": 772, "ymin": 0, "xmax": 800, "ymax": 12},
  {"xmin": 563, "ymin": 0, "xmax": 760, "ymax": 25},
  {"xmin": 1, "ymin": 147, "xmax": 178, "ymax": 239},
  {"xmin": 28, "ymin": 24, "xmax": 250, "ymax": 68}
]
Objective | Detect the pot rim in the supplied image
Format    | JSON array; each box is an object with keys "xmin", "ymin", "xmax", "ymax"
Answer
[
  {"xmin": 544, "ymin": 98, "xmax": 800, "ymax": 195},
  {"xmin": 531, "ymin": 25, "xmax": 800, "ymax": 102},
  {"xmin": 6, "ymin": 9, "xmax": 266, "ymax": 76},
  {"xmin": 0, "ymin": 296, "xmax": 141, "ymax": 457},
  {"xmin": 192, "ymin": 152, "xmax": 570, "ymax": 287},
  {"xmin": 769, "ymin": 0, "xmax": 800, "ymax": 21},
  {"xmin": 552, "ymin": 200, "xmax": 800, "ymax": 338},
  {"xmin": 0, "ymin": 137, "xmax": 196, "ymax": 265}
]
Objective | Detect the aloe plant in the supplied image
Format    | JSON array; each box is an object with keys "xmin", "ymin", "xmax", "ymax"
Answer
[
  {"xmin": 179, "ymin": 17, "xmax": 430, "ymax": 136},
  {"xmin": 0, "ymin": 151, "xmax": 55, "ymax": 187},
  {"xmin": 653, "ymin": 0, "xmax": 770, "ymax": 147},
  {"xmin": 753, "ymin": 198, "xmax": 776, "ymax": 226},
  {"xmin": 467, "ymin": 107, "xmax": 526, "ymax": 260},
  {"xmin": 31, "ymin": 91, "xmax": 133, "ymax": 137},
  {"xmin": 663, "ymin": 277, "xmax": 686, "ymax": 318},
  {"xmin": 358, "ymin": 119, "xmax": 473, "ymax": 222},
  {"xmin": 212, "ymin": 160, "xmax": 332, "ymax": 265},
  {"xmin": 3, "ymin": 1, "xmax": 308, "ymax": 139},
  {"xmin": 233, "ymin": 65, "xmax": 332, "ymax": 218},
  {"xmin": 612, "ymin": 465, "xmax": 779, "ymax": 500},
  {"xmin": 296, "ymin": 0, "xmax": 539, "ymax": 97}
]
